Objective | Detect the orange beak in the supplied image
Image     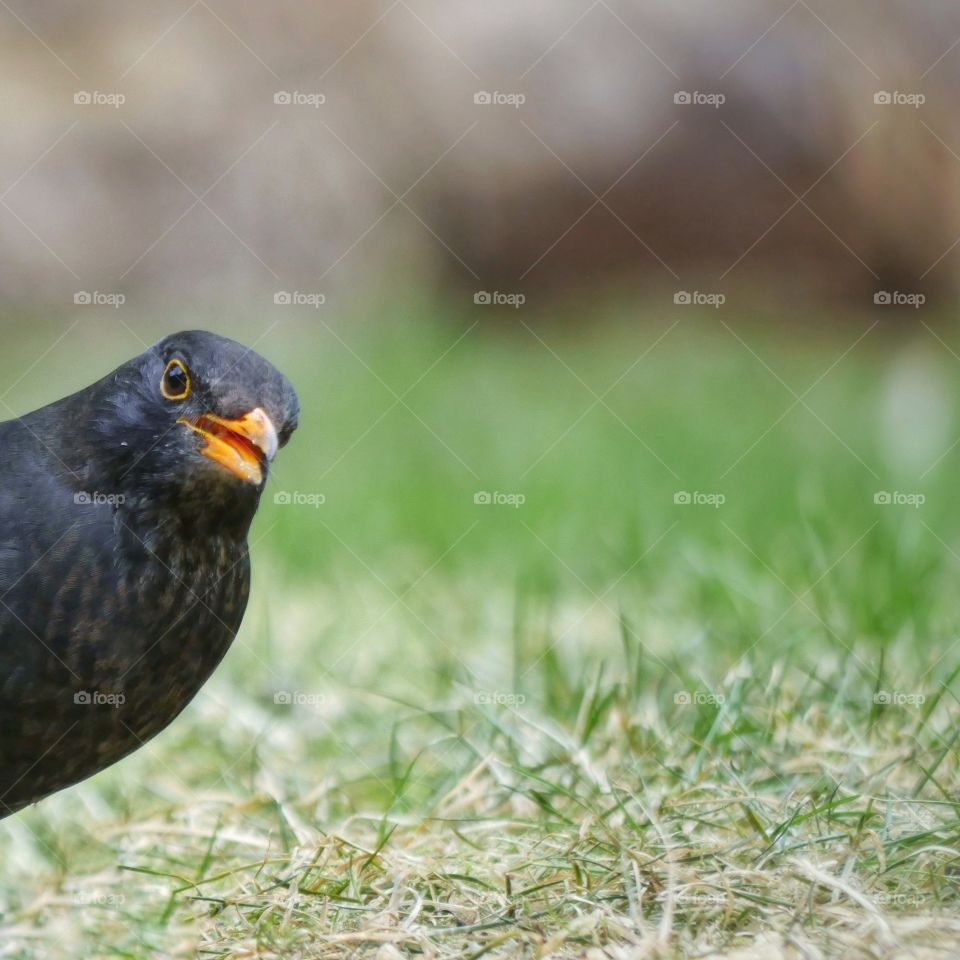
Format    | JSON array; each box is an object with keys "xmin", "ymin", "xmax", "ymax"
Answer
[{"xmin": 178, "ymin": 407, "xmax": 279, "ymax": 485}]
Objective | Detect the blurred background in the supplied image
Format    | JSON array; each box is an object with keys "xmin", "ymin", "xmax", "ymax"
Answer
[
  {"xmin": 4, "ymin": 3, "xmax": 960, "ymax": 954},
  {"xmin": 2, "ymin": 0, "xmax": 960, "ymax": 310}
]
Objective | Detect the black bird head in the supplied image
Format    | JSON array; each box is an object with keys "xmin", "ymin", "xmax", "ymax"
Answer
[{"xmin": 50, "ymin": 331, "xmax": 300, "ymax": 521}]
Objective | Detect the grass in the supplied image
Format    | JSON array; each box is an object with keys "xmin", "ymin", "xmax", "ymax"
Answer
[{"xmin": 2, "ymin": 296, "xmax": 960, "ymax": 958}]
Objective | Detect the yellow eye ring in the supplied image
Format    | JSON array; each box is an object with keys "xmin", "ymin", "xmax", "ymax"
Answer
[{"xmin": 161, "ymin": 359, "xmax": 191, "ymax": 401}]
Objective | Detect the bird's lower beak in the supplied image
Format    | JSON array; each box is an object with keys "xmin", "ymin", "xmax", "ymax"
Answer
[{"xmin": 178, "ymin": 407, "xmax": 279, "ymax": 486}]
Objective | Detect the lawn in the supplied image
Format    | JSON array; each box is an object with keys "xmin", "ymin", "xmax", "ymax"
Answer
[{"xmin": 1, "ymin": 297, "xmax": 959, "ymax": 958}]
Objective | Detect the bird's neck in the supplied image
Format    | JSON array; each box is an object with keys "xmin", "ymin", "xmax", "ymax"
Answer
[{"xmin": 113, "ymin": 491, "xmax": 256, "ymax": 572}]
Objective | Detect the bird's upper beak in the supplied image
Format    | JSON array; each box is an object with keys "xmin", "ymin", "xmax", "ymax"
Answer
[{"xmin": 178, "ymin": 407, "xmax": 279, "ymax": 486}]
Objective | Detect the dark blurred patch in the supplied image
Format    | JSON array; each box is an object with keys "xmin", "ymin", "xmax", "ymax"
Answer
[{"xmin": 2, "ymin": 0, "xmax": 960, "ymax": 317}]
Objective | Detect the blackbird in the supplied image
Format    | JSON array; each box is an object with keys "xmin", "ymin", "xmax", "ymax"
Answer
[{"xmin": 0, "ymin": 330, "xmax": 298, "ymax": 817}]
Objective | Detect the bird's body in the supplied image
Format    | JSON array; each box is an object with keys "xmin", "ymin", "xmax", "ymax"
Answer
[{"xmin": 0, "ymin": 331, "xmax": 298, "ymax": 817}]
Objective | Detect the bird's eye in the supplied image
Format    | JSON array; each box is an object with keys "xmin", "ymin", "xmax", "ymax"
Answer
[{"xmin": 161, "ymin": 359, "xmax": 191, "ymax": 400}]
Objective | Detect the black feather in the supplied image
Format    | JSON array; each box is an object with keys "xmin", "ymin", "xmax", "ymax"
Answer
[{"xmin": 0, "ymin": 331, "xmax": 298, "ymax": 817}]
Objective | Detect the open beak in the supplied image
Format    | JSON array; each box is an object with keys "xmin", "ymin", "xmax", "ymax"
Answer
[{"xmin": 178, "ymin": 407, "xmax": 279, "ymax": 486}]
